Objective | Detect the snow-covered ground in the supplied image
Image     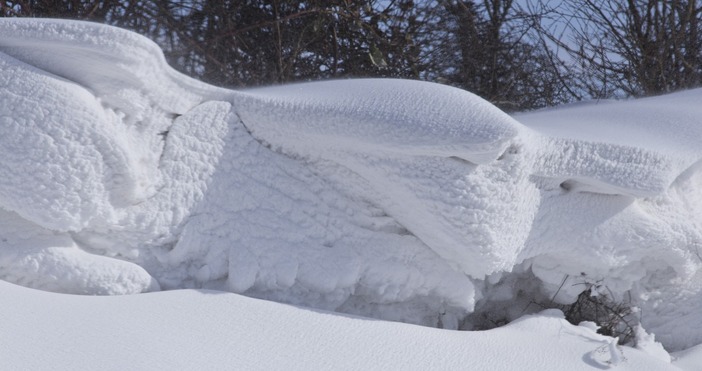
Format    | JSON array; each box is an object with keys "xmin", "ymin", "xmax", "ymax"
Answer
[
  {"xmin": 2, "ymin": 18, "xmax": 702, "ymax": 369},
  {"xmin": 0, "ymin": 279, "xmax": 684, "ymax": 370}
]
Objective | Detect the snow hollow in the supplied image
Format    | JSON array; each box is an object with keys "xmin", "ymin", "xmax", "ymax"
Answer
[{"xmin": 2, "ymin": 18, "xmax": 702, "ymax": 369}]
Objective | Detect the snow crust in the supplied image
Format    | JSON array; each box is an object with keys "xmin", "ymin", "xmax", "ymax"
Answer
[{"xmin": 2, "ymin": 17, "xmax": 702, "ymax": 361}]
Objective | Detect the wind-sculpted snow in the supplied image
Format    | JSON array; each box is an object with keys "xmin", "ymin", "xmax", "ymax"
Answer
[{"xmin": 2, "ymin": 18, "xmax": 702, "ymax": 352}]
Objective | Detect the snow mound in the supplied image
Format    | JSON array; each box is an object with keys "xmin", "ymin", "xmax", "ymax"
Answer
[{"xmin": 2, "ymin": 18, "xmax": 702, "ymax": 353}]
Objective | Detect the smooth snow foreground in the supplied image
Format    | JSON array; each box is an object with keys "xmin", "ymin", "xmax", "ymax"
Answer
[
  {"xmin": 0, "ymin": 280, "xmax": 685, "ymax": 370},
  {"xmin": 2, "ymin": 18, "xmax": 702, "ymax": 368}
]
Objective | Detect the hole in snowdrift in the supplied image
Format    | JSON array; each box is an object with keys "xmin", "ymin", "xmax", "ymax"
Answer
[{"xmin": 463, "ymin": 266, "xmax": 639, "ymax": 345}]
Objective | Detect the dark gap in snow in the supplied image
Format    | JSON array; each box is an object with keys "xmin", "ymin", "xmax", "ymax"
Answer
[{"xmin": 463, "ymin": 264, "xmax": 639, "ymax": 345}]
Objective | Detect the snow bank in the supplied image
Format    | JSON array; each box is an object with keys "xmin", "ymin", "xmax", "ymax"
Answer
[
  {"xmin": 0, "ymin": 18, "xmax": 478, "ymax": 326},
  {"xmin": 0, "ymin": 281, "xmax": 681, "ymax": 370},
  {"xmin": 516, "ymin": 96, "xmax": 702, "ymax": 350},
  {"xmin": 2, "ymin": 18, "xmax": 702, "ymax": 355}
]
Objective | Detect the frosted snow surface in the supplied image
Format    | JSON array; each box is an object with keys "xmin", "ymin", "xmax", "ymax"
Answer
[{"xmin": 3, "ymin": 17, "xmax": 702, "ymax": 358}]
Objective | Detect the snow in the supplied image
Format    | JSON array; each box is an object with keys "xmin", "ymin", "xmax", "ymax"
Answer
[
  {"xmin": 674, "ymin": 343, "xmax": 702, "ymax": 370},
  {"xmin": 0, "ymin": 280, "xmax": 681, "ymax": 370},
  {"xmin": 2, "ymin": 17, "xmax": 702, "ymax": 369},
  {"xmin": 516, "ymin": 96, "xmax": 702, "ymax": 350}
]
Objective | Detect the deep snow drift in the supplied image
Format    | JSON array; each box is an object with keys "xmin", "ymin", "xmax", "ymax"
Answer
[{"xmin": 2, "ymin": 18, "xmax": 702, "ymax": 367}]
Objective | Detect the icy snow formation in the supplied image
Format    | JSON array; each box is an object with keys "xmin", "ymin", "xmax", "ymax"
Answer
[{"xmin": 2, "ymin": 18, "xmax": 702, "ymax": 350}]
